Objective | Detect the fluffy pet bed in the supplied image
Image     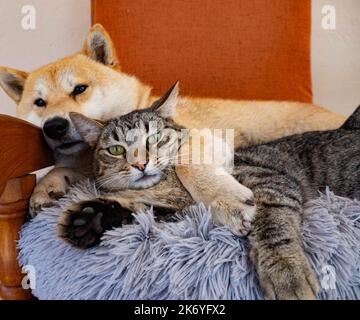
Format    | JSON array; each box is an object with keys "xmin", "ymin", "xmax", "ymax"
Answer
[{"xmin": 18, "ymin": 180, "xmax": 360, "ymax": 300}]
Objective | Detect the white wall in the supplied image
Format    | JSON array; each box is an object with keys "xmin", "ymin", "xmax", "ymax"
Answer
[
  {"xmin": 0, "ymin": 0, "xmax": 91, "ymax": 116},
  {"xmin": 0, "ymin": 0, "xmax": 359, "ymax": 117},
  {"xmin": 312, "ymin": 0, "xmax": 360, "ymax": 116}
]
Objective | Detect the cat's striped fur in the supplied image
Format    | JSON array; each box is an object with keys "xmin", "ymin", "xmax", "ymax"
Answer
[{"xmin": 230, "ymin": 106, "xmax": 360, "ymax": 299}]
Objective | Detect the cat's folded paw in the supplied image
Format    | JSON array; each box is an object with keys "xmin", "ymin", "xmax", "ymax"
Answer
[
  {"xmin": 57, "ymin": 199, "xmax": 133, "ymax": 249},
  {"xmin": 252, "ymin": 248, "xmax": 320, "ymax": 300},
  {"xmin": 211, "ymin": 198, "xmax": 256, "ymax": 236}
]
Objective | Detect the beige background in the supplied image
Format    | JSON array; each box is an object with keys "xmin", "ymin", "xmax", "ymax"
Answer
[
  {"xmin": 0, "ymin": 0, "xmax": 359, "ymax": 116},
  {"xmin": 312, "ymin": 0, "xmax": 360, "ymax": 116}
]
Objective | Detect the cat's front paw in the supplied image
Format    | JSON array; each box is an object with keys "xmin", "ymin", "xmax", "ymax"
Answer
[
  {"xmin": 57, "ymin": 199, "xmax": 133, "ymax": 249},
  {"xmin": 211, "ymin": 198, "xmax": 256, "ymax": 236},
  {"xmin": 252, "ymin": 248, "xmax": 320, "ymax": 300}
]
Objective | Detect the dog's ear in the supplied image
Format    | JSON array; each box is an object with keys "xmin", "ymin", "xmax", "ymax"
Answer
[
  {"xmin": 0, "ymin": 67, "xmax": 29, "ymax": 103},
  {"xmin": 82, "ymin": 24, "xmax": 119, "ymax": 69},
  {"xmin": 151, "ymin": 81, "xmax": 179, "ymax": 120},
  {"xmin": 70, "ymin": 112, "xmax": 104, "ymax": 148}
]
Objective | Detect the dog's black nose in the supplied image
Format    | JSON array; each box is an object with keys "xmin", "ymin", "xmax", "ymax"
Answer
[{"xmin": 43, "ymin": 117, "xmax": 69, "ymax": 140}]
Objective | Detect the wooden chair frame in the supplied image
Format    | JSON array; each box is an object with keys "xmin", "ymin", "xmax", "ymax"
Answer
[{"xmin": 0, "ymin": 115, "xmax": 53, "ymax": 300}]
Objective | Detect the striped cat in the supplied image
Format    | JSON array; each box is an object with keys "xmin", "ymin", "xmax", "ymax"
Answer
[{"xmin": 58, "ymin": 84, "xmax": 360, "ymax": 299}]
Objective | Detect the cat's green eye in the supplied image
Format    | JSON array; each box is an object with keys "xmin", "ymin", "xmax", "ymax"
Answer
[
  {"xmin": 147, "ymin": 133, "xmax": 160, "ymax": 145},
  {"xmin": 108, "ymin": 145, "xmax": 126, "ymax": 156}
]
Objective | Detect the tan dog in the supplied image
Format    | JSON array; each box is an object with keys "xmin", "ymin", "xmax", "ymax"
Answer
[{"xmin": 0, "ymin": 24, "xmax": 345, "ymax": 235}]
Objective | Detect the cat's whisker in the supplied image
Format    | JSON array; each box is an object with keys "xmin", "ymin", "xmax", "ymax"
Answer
[
  {"xmin": 153, "ymin": 159, "xmax": 173, "ymax": 168},
  {"xmin": 156, "ymin": 155, "xmax": 183, "ymax": 162},
  {"xmin": 96, "ymin": 172, "xmax": 132, "ymax": 189}
]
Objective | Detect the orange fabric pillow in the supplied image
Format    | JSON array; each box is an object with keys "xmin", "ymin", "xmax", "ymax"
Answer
[{"xmin": 92, "ymin": 0, "xmax": 312, "ymax": 102}]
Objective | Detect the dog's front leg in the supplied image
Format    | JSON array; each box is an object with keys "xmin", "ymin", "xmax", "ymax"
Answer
[
  {"xmin": 176, "ymin": 164, "xmax": 256, "ymax": 235},
  {"xmin": 29, "ymin": 167, "xmax": 85, "ymax": 217},
  {"xmin": 175, "ymin": 130, "xmax": 256, "ymax": 235}
]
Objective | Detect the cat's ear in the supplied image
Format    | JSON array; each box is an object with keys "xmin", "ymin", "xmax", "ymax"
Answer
[
  {"xmin": 69, "ymin": 112, "xmax": 104, "ymax": 147},
  {"xmin": 341, "ymin": 105, "xmax": 360, "ymax": 130},
  {"xmin": 151, "ymin": 81, "xmax": 179, "ymax": 120},
  {"xmin": 0, "ymin": 67, "xmax": 28, "ymax": 103},
  {"xmin": 82, "ymin": 24, "xmax": 119, "ymax": 69}
]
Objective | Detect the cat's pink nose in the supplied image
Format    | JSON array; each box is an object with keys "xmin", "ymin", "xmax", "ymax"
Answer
[{"xmin": 133, "ymin": 162, "xmax": 146, "ymax": 171}]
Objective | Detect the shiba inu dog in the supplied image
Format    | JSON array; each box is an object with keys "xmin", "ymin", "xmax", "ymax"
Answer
[{"xmin": 0, "ymin": 24, "xmax": 345, "ymax": 235}]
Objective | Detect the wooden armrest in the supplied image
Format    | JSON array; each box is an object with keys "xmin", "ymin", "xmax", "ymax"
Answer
[
  {"xmin": 0, "ymin": 114, "xmax": 54, "ymax": 300},
  {"xmin": 0, "ymin": 115, "xmax": 53, "ymax": 194}
]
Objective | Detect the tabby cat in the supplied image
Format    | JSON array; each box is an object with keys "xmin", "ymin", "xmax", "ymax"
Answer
[{"xmin": 58, "ymin": 84, "xmax": 360, "ymax": 300}]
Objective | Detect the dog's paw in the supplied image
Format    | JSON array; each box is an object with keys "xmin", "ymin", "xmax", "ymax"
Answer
[
  {"xmin": 57, "ymin": 199, "xmax": 133, "ymax": 249},
  {"xmin": 29, "ymin": 167, "xmax": 85, "ymax": 217},
  {"xmin": 29, "ymin": 188, "xmax": 66, "ymax": 217},
  {"xmin": 211, "ymin": 197, "xmax": 256, "ymax": 236}
]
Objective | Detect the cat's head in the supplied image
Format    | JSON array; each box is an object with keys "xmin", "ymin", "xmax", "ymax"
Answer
[{"xmin": 70, "ymin": 82, "xmax": 187, "ymax": 190}]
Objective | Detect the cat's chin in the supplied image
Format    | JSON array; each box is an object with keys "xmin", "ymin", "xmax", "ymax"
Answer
[{"xmin": 131, "ymin": 173, "xmax": 163, "ymax": 189}]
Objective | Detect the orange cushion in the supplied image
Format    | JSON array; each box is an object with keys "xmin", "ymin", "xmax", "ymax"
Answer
[{"xmin": 92, "ymin": 0, "xmax": 312, "ymax": 102}]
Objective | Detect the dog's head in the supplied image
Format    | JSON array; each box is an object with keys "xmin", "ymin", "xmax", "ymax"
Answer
[{"xmin": 0, "ymin": 24, "xmax": 150, "ymax": 155}]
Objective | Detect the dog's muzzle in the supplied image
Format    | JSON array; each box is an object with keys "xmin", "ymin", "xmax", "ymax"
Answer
[{"xmin": 42, "ymin": 117, "xmax": 87, "ymax": 155}]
